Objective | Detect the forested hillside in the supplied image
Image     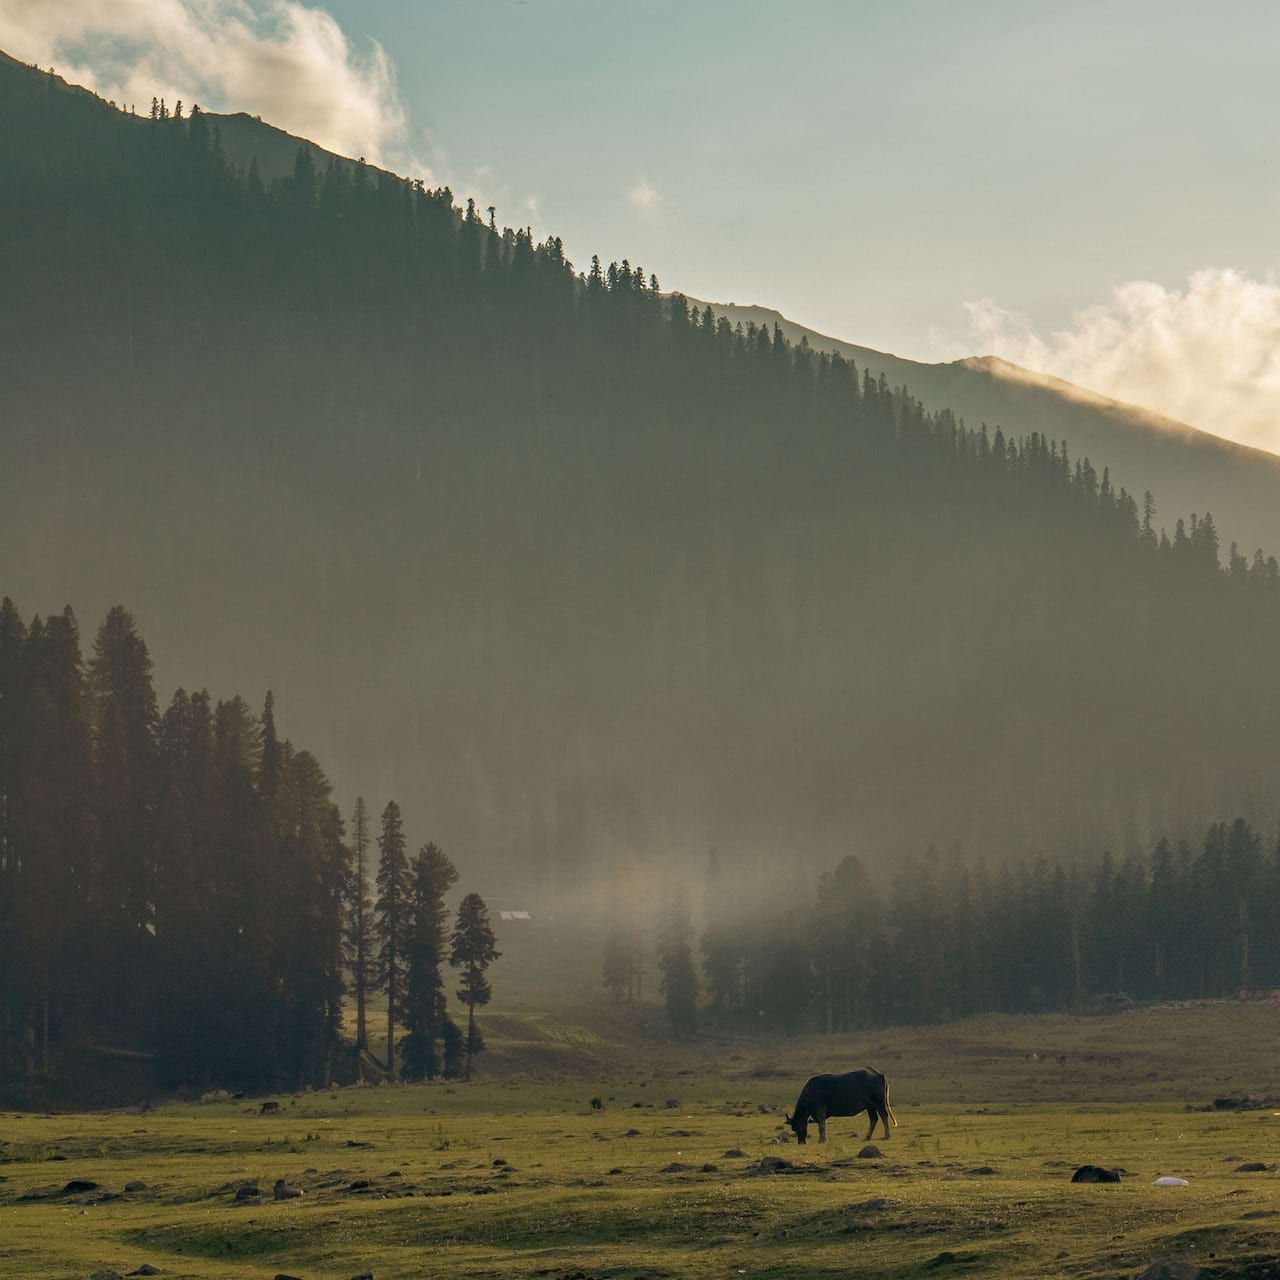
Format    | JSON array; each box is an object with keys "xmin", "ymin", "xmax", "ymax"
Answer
[
  {"xmin": 4, "ymin": 53, "xmax": 1280, "ymax": 892},
  {"xmin": 698, "ymin": 300, "xmax": 1280, "ymax": 559}
]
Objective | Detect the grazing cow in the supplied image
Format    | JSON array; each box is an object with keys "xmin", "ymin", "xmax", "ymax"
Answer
[{"xmin": 784, "ymin": 1068, "xmax": 897, "ymax": 1145}]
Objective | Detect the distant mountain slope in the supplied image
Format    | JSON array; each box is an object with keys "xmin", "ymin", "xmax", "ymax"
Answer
[
  {"xmin": 697, "ymin": 300, "xmax": 1280, "ymax": 556},
  {"xmin": 5, "ymin": 48, "xmax": 1280, "ymax": 879},
  {"xmin": 0, "ymin": 49, "xmax": 388, "ymax": 184},
  {"xmin": 204, "ymin": 111, "xmax": 394, "ymax": 184}
]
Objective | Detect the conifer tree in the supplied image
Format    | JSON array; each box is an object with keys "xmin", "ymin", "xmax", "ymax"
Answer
[
  {"xmin": 401, "ymin": 841, "xmax": 458, "ymax": 1080},
  {"xmin": 346, "ymin": 796, "xmax": 373, "ymax": 1061},
  {"xmin": 374, "ymin": 800, "xmax": 409, "ymax": 1077},
  {"xmin": 658, "ymin": 883, "xmax": 698, "ymax": 1037},
  {"xmin": 449, "ymin": 892, "xmax": 499, "ymax": 1080}
]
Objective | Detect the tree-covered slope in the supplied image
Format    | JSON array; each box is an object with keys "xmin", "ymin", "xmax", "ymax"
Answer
[
  {"xmin": 698, "ymin": 299, "xmax": 1280, "ymax": 557},
  {"xmin": 3, "ymin": 53, "xmax": 1280, "ymax": 885}
]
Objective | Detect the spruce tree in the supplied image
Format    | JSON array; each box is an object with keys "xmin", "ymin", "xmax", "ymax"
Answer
[
  {"xmin": 346, "ymin": 796, "xmax": 373, "ymax": 1062},
  {"xmin": 374, "ymin": 800, "xmax": 409, "ymax": 1077},
  {"xmin": 658, "ymin": 883, "xmax": 698, "ymax": 1037},
  {"xmin": 449, "ymin": 892, "xmax": 499, "ymax": 1080},
  {"xmin": 401, "ymin": 842, "xmax": 458, "ymax": 1080}
]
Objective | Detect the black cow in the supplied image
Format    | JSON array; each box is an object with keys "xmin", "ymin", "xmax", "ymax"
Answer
[{"xmin": 784, "ymin": 1067, "xmax": 897, "ymax": 1144}]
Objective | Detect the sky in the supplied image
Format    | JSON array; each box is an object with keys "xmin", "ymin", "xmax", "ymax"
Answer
[{"xmin": 3, "ymin": 0, "xmax": 1279, "ymax": 451}]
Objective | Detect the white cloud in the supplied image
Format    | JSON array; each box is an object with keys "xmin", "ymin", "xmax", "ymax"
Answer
[
  {"xmin": 0, "ymin": 0, "xmax": 411, "ymax": 168},
  {"xmin": 627, "ymin": 177, "xmax": 662, "ymax": 215},
  {"xmin": 939, "ymin": 269, "xmax": 1280, "ymax": 454}
]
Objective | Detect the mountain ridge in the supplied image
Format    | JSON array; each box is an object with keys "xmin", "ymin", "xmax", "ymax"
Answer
[
  {"xmin": 690, "ymin": 297, "xmax": 1280, "ymax": 555},
  {"xmin": 5, "ymin": 47, "xmax": 1280, "ymax": 874}
]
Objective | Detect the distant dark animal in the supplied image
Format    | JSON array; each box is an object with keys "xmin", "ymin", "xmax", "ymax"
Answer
[
  {"xmin": 259, "ymin": 1100, "xmax": 279, "ymax": 1115},
  {"xmin": 784, "ymin": 1068, "xmax": 897, "ymax": 1145}
]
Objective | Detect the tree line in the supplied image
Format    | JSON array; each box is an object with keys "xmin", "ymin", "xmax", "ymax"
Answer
[
  {"xmin": 621, "ymin": 822, "xmax": 1280, "ymax": 1036},
  {"xmin": 0, "ymin": 599, "xmax": 498, "ymax": 1093}
]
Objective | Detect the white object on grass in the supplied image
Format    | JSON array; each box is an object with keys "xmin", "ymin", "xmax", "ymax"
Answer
[{"xmin": 1152, "ymin": 1176, "xmax": 1189, "ymax": 1187}]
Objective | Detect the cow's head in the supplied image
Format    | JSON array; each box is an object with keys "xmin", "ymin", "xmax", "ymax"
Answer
[{"xmin": 784, "ymin": 1110, "xmax": 808, "ymax": 1144}]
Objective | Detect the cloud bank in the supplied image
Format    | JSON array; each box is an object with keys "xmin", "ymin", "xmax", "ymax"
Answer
[
  {"xmin": 0, "ymin": 0, "xmax": 409, "ymax": 167},
  {"xmin": 945, "ymin": 269, "xmax": 1280, "ymax": 455}
]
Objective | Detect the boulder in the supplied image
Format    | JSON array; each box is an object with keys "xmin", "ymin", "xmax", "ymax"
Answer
[
  {"xmin": 723, "ymin": 1148, "xmax": 748, "ymax": 1158},
  {"xmin": 273, "ymin": 1179, "xmax": 303, "ymax": 1200},
  {"xmin": 857, "ymin": 1145, "xmax": 883, "ymax": 1159},
  {"xmin": 234, "ymin": 1185, "xmax": 261, "ymax": 1201},
  {"xmin": 63, "ymin": 1179, "xmax": 100, "ymax": 1194},
  {"xmin": 1236, "ymin": 1161, "xmax": 1269, "ymax": 1172},
  {"xmin": 1071, "ymin": 1165, "xmax": 1121, "ymax": 1184},
  {"xmin": 124, "ymin": 1181, "xmax": 146, "ymax": 1193},
  {"xmin": 661, "ymin": 1161, "xmax": 692, "ymax": 1172}
]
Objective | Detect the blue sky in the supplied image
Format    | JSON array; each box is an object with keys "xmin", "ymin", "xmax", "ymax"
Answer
[{"xmin": 5, "ymin": 0, "xmax": 1280, "ymax": 447}]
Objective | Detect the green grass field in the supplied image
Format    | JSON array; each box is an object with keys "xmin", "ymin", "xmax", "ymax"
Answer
[{"xmin": 3, "ymin": 996, "xmax": 1279, "ymax": 1280}]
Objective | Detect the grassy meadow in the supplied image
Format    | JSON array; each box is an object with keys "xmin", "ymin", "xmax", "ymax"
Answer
[{"xmin": 3, "ymin": 989, "xmax": 1279, "ymax": 1280}]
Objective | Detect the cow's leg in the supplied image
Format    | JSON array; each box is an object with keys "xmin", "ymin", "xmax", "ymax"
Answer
[
  {"xmin": 817, "ymin": 1116, "xmax": 827, "ymax": 1143},
  {"xmin": 864, "ymin": 1108, "xmax": 876, "ymax": 1142},
  {"xmin": 879, "ymin": 1106, "xmax": 891, "ymax": 1139}
]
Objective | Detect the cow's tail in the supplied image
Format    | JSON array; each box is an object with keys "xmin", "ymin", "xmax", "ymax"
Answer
[{"xmin": 871, "ymin": 1067, "xmax": 899, "ymax": 1127}]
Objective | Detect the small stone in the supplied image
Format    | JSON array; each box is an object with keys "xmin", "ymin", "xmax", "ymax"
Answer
[
  {"xmin": 966, "ymin": 1166, "xmax": 996, "ymax": 1176},
  {"xmin": 124, "ymin": 1181, "xmax": 146, "ymax": 1193},
  {"xmin": 347, "ymin": 1180, "xmax": 370, "ymax": 1191},
  {"xmin": 700, "ymin": 1163, "xmax": 719, "ymax": 1172},
  {"xmin": 350, "ymin": 1273, "xmax": 374, "ymax": 1280},
  {"xmin": 1236, "ymin": 1161, "xmax": 1269, "ymax": 1172},
  {"xmin": 663, "ymin": 1098, "xmax": 680, "ymax": 1109},
  {"xmin": 234, "ymin": 1185, "xmax": 261, "ymax": 1201},
  {"xmin": 661, "ymin": 1161, "xmax": 692, "ymax": 1172},
  {"xmin": 624, "ymin": 1128, "xmax": 641, "ymax": 1137},
  {"xmin": 89, "ymin": 1271, "xmax": 122, "ymax": 1280},
  {"xmin": 723, "ymin": 1148, "xmax": 747, "ymax": 1158},
  {"xmin": 857, "ymin": 1145, "xmax": 883, "ymax": 1159},
  {"xmin": 607, "ymin": 1167, "xmax": 623, "ymax": 1175},
  {"xmin": 273, "ymin": 1179, "xmax": 303, "ymax": 1200},
  {"xmin": 1071, "ymin": 1165, "xmax": 1121, "ymax": 1184},
  {"xmin": 128, "ymin": 1268, "xmax": 162, "ymax": 1277},
  {"xmin": 63, "ymin": 1179, "xmax": 100, "ymax": 1194}
]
